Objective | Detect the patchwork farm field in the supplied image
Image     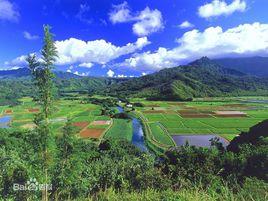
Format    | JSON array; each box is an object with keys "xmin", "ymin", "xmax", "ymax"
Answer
[
  {"xmin": 1, "ymin": 95, "xmax": 268, "ymax": 151},
  {"xmin": 0, "ymin": 97, "xmax": 114, "ymax": 140},
  {"xmin": 133, "ymin": 97, "xmax": 268, "ymax": 146}
]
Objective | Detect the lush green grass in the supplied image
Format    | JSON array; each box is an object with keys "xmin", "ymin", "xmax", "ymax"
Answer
[
  {"xmin": 148, "ymin": 122, "xmax": 175, "ymax": 146},
  {"xmin": 144, "ymin": 114, "xmax": 165, "ymax": 122},
  {"xmin": 105, "ymin": 119, "xmax": 133, "ymax": 141}
]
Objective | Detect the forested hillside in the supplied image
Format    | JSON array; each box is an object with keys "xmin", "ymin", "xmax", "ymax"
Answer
[
  {"xmin": 108, "ymin": 57, "xmax": 268, "ymax": 101},
  {"xmin": 1, "ymin": 57, "xmax": 268, "ymax": 104},
  {"xmin": 0, "ymin": 75, "xmax": 125, "ymax": 105}
]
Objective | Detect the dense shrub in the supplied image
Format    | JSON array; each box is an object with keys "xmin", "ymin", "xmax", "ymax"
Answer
[{"xmin": 0, "ymin": 127, "xmax": 267, "ymax": 200}]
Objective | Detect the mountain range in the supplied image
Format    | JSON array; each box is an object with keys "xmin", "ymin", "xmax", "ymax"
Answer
[
  {"xmin": 214, "ymin": 56, "xmax": 268, "ymax": 77},
  {"xmin": 0, "ymin": 67, "xmax": 80, "ymax": 79},
  {"xmin": 1, "ymin": 56, "xmax": 268, "ymax": 103},
  {"xmin": 107, "ymin": 57, "xmax": 268, "ymax": 100}
]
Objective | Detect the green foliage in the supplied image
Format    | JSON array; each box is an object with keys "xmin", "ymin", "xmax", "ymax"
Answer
[
  {"xmin": 1, "ymin": 128, "xmax": 267, "ymax": 200},
  {"xmin": 27, "ymin": 25, "xmax": 58, "ymax": 119},
  {"xmin": 228, "ymin": 120, "xmax": 268, "ymax": 152}
]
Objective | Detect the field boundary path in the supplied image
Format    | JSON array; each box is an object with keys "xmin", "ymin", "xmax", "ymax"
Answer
[
  {"xmin": 135, "ymin": 111, "xmax": 173, "ymax": 152},
  {"xmin": 99, "ymin": 118, "xmax": 114, "ymax": 144}
]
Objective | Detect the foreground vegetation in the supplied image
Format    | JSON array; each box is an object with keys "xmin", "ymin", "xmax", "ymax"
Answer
[{"xmin": 0, "ymin": 128, "xmax": 267, "ymax": 200}]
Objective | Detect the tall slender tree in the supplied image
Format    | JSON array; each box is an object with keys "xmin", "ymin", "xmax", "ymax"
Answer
[
  {"xmin": 27, "ymin": 25, "xmax": 57, "ymax": 120},
  {"xmin": 26, "ymin": 25, "xmax": 58, "ymax": 201}
]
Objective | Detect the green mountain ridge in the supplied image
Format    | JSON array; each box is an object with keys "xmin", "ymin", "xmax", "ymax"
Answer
[
  {"xmin": 107, "ymin": 57, "xmax": 268, "ymax": 101},
  {"xmin": 1, "ymin": 57, "xmax": 268, "ymax": 103}
]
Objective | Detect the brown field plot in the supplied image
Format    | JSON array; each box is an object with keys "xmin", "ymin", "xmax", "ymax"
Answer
[
  {"xmin": 72, "ymin": 122, "xmax": 89, "ymax": 128},
  {"xmin": 80, "ymin": 128, "xmax": 105, "ymax": 138}
]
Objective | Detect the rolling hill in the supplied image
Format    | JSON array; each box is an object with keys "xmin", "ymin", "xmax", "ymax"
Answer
[{"xmin": 0, "ymin": 68, "xmax": 126, "ymax": 105}]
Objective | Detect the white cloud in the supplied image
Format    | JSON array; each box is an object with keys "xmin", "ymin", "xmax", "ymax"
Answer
[
  {"xmin": 141, "ymin": 72, "xmax": 147, "ymax": 76},
  {"xmin": 55, "ymin": 37, "xmax": 150, "ymax": 66},
  {"xmin": 78, "ymin": 72, "xmax": 89, "ymax": 76},
  {"xmin": 23, "ymin": 31, "xmax": 39, "ymax": 40},
  {"xmin": 109, "ymin": 2, "xmax": 163, "ymax": 36},
  {"xmin": 0, "ymin": 0, "xmax": 19, "ymax": 22},
  {"xmin": 198, "ymin": 0, "xmax": 246, "ymax": 19},
  {"xmin": 5, "ymin": 55, "xmax": 27, "ymax": 66},
  {"xmin": 66, "ymin": 69, "xmax": 71, "ymax": 73},
  {"xmin": 109, "ymin": 1, "xmax": 131, "ymax": 23},
  {"xmin": 4, "ymin": 36, "xmax": 150, "ymax": 69},
  {"xmin": 78, "ymin": 62, "xmax": 93, "ymax": 68},
  {"xmin": 107, "ymin": 69, "xmax": 115, "ymax": 77},
  {"xmin": 132, "ymin": 7, "xmax": 163, "ymax": 36},
  {"xmin": 117, "ymin": 74, "xmax": 128, "ymax": 78},
  {"xmin": 179, "ymin": 21, "xmax": 194, "ymax": 29},
  {"xmin": 120, "ymin": 23, "xmax": 268, "ymax": 71}
]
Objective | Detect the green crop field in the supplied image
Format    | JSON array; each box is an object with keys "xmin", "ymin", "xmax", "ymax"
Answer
[
  {"xmin": 0, "ymin": 97, "xmax": 112, "ymax": 136},
  {"xmin": 148, "ymin": 122, "xmax": 175, "ymax": 146},
  {"xmin": 131, "ymin": 97, "xmax": 268, "ymax": 147},
  {"xmin": 104, "ymin": 119, "xmax": 133, "ymax": 141}
]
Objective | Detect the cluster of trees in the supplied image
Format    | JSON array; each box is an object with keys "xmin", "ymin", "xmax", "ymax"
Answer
[
  {"xmin": 0, "ymin": 76, "xmax": 119, "ymax": 106},
  {"xmin": 0, "ymin": 79, "xmax": 36, "ymax": 106}
]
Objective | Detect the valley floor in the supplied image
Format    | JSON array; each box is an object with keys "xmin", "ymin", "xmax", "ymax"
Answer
[{"xmin": 1, "ymin": 95, "xmax": 268, "ymax": 152}]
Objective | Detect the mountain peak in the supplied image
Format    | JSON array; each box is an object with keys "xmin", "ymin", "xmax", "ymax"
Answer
[{"xmin": 189, "ymin": 56, "xmax": 215, "ymax": 66}]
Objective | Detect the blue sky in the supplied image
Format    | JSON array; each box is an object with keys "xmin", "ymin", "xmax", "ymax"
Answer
[{"xmin": 1, "ymin": 0, "xmax": 268, "ymax": 77}]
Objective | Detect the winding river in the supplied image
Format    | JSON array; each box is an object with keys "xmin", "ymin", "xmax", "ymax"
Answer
[{"xmin": 117, "ymin": 107, "xmax": 148, "ymax": 152}]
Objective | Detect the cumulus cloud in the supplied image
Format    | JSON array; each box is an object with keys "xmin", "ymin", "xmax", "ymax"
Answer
[
  {"xmin": 107, "ymin": 69, "xmax": 115, "ymax": 77},
  {"xmin": 109, "ymin": 2, "xmax": 163, "ymax": 36},
  {"xmin": 0, "ymin": 0, "xmax": 19, "ymax": 22},
  {"xmin": 179, "ymin": 21, "xmax": 194, "ymax": 29},
  {"xmin": 120, "ymin": 23, "xmax": 268, "ymax": 71},
  {"xmin": 198, "ymin": 0, "xmax": 246, "ymax": 19},
  {"xmin": 4, "ymin": 36, "xmax": 150, "ymax": 69},
  {"xmin": 4, "ymin": 55, "xmax": 28, "ymax": 67},
  {"xmin": 116, "ymin": 74, "xmax": 128, "ymax": 78},
  {"xmin": 109, "ymin": 1, "xmax": 131, "ymax": 23},
  {"xmin": 55, "ymin": 36, "xmax": 150, "ymax": 66},
  {"xmin": 78, "ymin": 62, "xmax": 93, "ymax": 68},
  {"xmin": 23, "ymin": 31, "xmax": 39, "ymax": 40}
]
